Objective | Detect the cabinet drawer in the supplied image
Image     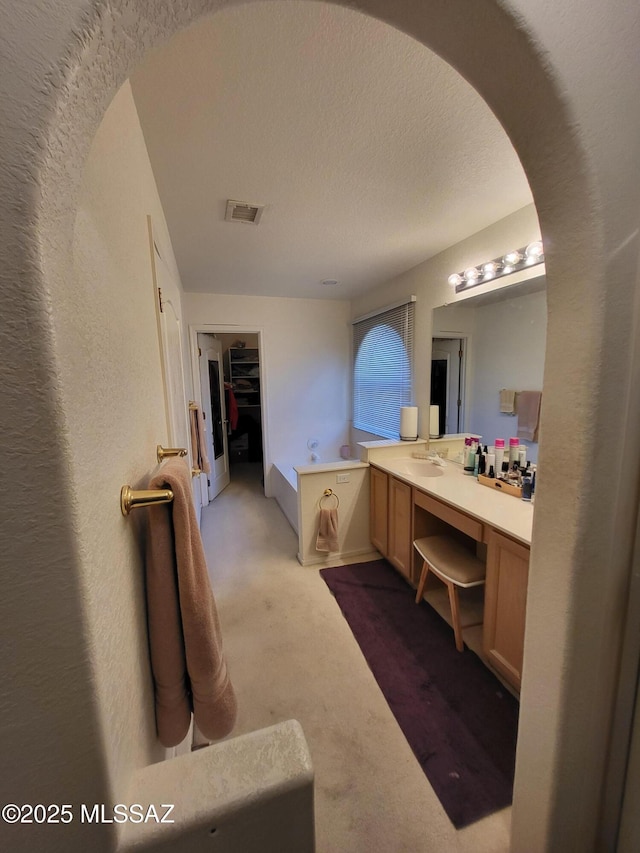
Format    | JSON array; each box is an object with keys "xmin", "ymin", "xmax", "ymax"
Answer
[{"xmin": 412, "ymin": 489, "xmax": 483, "ymax": 541}]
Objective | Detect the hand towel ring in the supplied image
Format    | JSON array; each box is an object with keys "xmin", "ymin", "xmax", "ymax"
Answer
[{"xmin": 320, "ymin": 488, "xmax": 339, "ymax": 509}]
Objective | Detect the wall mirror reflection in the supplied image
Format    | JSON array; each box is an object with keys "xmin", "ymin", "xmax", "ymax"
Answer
[{"xmin": 431, "ymin": 274, "xmax": 546, "ymax": 462}]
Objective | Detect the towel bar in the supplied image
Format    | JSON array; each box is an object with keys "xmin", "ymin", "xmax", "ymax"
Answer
[
  {"xmin": 120, "ymin": 485, "xmax": 174, "ymax": 516},
  {"xmin": 157, "ymin": 445, "xmax": 188, "ymax": 463}
]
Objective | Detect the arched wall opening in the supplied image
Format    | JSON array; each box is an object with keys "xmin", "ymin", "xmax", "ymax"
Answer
[{"xmin": 4, "ymin": 1, "xmax": 639, "ymax": 851}]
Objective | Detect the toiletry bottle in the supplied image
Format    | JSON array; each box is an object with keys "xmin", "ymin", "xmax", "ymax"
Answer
[
  {"xmin": 509, "ymin": 437, "xmax": 520, "ymax": 467},
  {"xmin": 494, "ymin": 438, "xmax": 505, "ymax": 476},
  {"xmin": 473, "ymin": 443, "xmax": 481, "ymax": 478},
  {"xmin": 518, "ymin": 445, "xmax": 527, "ymax": 469},
  {"xmin": 487, "ymin": 449, "xmax": 496, "ymax": 476},
  {"xmin": 488, "ymin": 465, "xmax": 495, "ymax": 478},
  {"xmin": 463, "ymin": 437, "xmax": 475, "ymax": 474},
  {"xmin": 521, "ymin": 471, "xmax": 533, "ymax": 501}
]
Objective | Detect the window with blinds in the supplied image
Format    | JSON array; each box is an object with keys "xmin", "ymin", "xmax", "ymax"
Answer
[{"xmin": 352, "ymin": 299, "xmax": 415, "ymax": 439}]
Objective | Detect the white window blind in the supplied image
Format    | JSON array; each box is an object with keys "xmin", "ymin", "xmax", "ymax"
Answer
[{"xmin": 352, "ymin": 299, "xmax": 415, "ymax": 439}]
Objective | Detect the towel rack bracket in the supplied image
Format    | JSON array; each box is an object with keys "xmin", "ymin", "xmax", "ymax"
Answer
[{"xmin": 121, "ymin": 485, "xmax": 174, "ymax": 516}]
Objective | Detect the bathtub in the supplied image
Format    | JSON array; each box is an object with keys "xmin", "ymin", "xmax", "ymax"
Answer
[
  {"xmin": 271, "ymin": 459, "xmax": 377, "ymax": 566},
  {"xmin": 272, "ymin": 462, "xmax": 300, "ymax": 534}
]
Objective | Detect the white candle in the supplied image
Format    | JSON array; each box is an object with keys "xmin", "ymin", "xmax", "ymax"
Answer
[
  {"xmin": 429, "ymin": 405, "xmax": 440, "ymax": 438},
  {"xmin": 400, "ymin": 406, "xmax": 418, "ymax": 440}
]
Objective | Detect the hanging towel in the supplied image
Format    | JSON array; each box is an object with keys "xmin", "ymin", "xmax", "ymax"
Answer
[
  {"xmin": 224, "ymin": 382, "xmax": 239, "ymax": 432},
  {"xmin": 316, "ymin": 507, "xmax": 339, "ymax": 553},
  {"xmin": 499, "ymin": 389, "xmax": 517, "ymax": 414},
  {"xmin": 145, "ymin": 457, "xmax": 237, "ymax": 747},
  {"xmin": 189, "ymin": 403, "xmax": 211, "ymax": 474},
  {"xmin": 516, "ymin": 391, "xmax": 542, "ymax": 441}
]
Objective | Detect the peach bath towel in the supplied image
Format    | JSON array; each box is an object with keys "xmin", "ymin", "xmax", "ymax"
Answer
[
  {"xmin": 145, "ymin": 457, "xmax": 236, "ymax": 747},
  {"xmin": 516, "ymin": 391, "xmax": 542, "ymax": 441},
  {"xmin": 189, "ymin": 403, "xmax": 211, "ymax": 475},
  {"xmin": 316, "ymin": 507, "xmax": 339, "ymax": 552}
]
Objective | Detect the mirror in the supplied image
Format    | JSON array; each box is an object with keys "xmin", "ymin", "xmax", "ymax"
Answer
[{"xmin": 431, "ymin": 275, "xmax": 546, "ymax": 462}]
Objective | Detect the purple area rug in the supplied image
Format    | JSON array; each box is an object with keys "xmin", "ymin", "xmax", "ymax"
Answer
[{"xmin": 320, "ymin": 559, "xmax": 519, "ymax": 829}]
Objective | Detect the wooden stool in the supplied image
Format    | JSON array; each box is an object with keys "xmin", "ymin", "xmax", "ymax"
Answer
[{"xmin": 414, "ymin": 535, "xmax": 486, "ymax": 652}]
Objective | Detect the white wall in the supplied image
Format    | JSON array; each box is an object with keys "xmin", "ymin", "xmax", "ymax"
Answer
[
  {"xmin": 184, "ymin": 293, "xmax": 351, "ymax": 492},
  {"xmin": 67, "ymin": 80, "xmax": 180, "ymax": 793}
]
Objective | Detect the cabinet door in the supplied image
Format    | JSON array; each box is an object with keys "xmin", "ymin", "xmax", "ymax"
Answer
[
  {"xmin": 370, "ymin": 467, "xmax": 389, "ymax": 556},
  {"xmin": 387, "ymin": 476, "xmax": 413, "ymax": 581},
  {"xmin": 483, "ymin": 530, "xmax": 530, "ymax": 692}
]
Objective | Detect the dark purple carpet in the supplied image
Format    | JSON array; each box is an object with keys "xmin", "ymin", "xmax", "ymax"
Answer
[{"xmin": 320, "ymin": 559, "xmax": 519, "ymax": 829}]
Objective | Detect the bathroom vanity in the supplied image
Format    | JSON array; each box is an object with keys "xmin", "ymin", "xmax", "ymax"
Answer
[{"xmin": 369, "ymin": 457, "xmax": 533, "ymax": 693}]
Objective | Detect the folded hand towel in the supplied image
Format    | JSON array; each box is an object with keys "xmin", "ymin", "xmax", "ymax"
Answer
[
  {"xmin": 189, "ymin": 403, "xmax": 211, "ymax": 474},
  {"xmin": 516, "ymin": 391, "xmax": 542, "ymax": 441},
  {"xmin": 316, "ymin": 507, "xmax": 339, "ymax": 552},
  {"xmin": 499, "ymin": 389, "xmax": 516, "ymax": 414},
  {"xmin": 145, "ymin": 457, "xmax": 236, "ymax": 747}
]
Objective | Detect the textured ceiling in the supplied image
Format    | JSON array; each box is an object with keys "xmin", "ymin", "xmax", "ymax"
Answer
[{"xmin": 131, "ymin": 1, "xmax": 533, "ymax": 300}]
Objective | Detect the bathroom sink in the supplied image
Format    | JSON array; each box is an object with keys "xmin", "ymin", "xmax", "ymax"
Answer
[{"xmin": 388, "ymin": 459, "xmax": 444, "ymax": 478}]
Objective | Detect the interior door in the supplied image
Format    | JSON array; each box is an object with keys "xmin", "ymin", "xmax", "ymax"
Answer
[
  {"xmin": 148, "ymin": 216, "xmax": 192, "ymax": 477},
  {"xmin": 198, "ymin": 334, "xmax": 230, "ymax": 501},
  {"xmin": 432, "ymin": 338, "xmax": 465, "ymax": 433}
]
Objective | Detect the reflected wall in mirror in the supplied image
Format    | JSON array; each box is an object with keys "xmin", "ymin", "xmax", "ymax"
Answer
[{"xmin": 432, "ymin": 276, "xmax": 546, "ymax": 462}]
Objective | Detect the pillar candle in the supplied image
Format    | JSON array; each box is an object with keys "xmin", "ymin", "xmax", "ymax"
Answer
[{"xmin": 400, "ymin": 406, "xmax": 418, "ymax": 440}]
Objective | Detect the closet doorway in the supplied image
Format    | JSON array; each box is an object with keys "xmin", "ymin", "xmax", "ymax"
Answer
[
  {"xmin": 431, "ymin": 337, "xmax": 466, "ymax": 435},
  {"xmin": 192, "ymin": 326, "xmax": 266, "ymax": 507}
]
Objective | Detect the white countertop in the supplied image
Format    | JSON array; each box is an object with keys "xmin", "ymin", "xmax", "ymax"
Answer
[{"xmin": 371, "ymin": 457, "xmax": 534, "ymax": 546}]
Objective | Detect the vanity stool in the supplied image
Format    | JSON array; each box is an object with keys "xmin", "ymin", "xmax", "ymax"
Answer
[{"xmin": 413, "ymin": 535, "xmax": 486, "ymax": 652}]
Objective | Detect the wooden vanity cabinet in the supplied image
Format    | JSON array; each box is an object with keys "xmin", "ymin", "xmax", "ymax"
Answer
[
  {"xmin": 370, "ymin": 466, "xmax": 389, "ymax": 555},
  {"xmin": 387, "ymin": 476, "xmax": 413, "ymax": 580},
  {"xmin": 370, "ymin": 467, "xmax": 413, "ymax": 581},
  {"xmin": 483, "ymin": 529, "xmax": 530, "ymax": 692},
  {"xmin": 368, "ymin": 464, "xmax": 531, "ymax": 693}
]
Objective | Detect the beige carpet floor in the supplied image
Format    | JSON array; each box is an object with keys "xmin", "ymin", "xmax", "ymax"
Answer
[{"xmin": 200, "ymin": 463, "xmax": 511, "ymax": 853}]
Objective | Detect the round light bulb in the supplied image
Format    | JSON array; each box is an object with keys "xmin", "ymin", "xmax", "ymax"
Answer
[
  {"xmin": 503, "ymin": 250, "xmax": 522, "ymax": 266},
  {"xmin": 464, "ymin": 267, "xmax": 480, "ymax": 282},
  {"xmin": 525, "ymin": 241, "xmax": 544, "ymax": 262},
  {"xmin": 448, "ymin": 273, "xmax": 463, "ymax": 287},
  {"xmin": 483, "ymin": 261, "xmax": 499, "ymax": 278}
]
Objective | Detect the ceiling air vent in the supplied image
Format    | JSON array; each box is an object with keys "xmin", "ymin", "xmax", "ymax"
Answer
[{"xmin": 225, "ymin": 200, "xmax": 264, "ymax": 225}]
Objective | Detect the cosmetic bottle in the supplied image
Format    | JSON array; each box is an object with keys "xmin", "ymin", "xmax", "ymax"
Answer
[
  {"xmin": 494, "ymin": 439, "xmax": 505, "ymax": 476},
  {"xmin": 463, "ymin": 437, "xmax": 475, "ymax": 474},
  {"xmin": 518, "ymin": 445, "xmax": 527, "ymax": 469},
  {"xmin": 488, "ymin": 465, "xmax": 495, "ymax": 478},
  {"xmin": 521, "ymin": 471, "xmax": 533, "ymax": 501},
  {"xmin": 509, "ymin": 437, "xmax": 520, "ymax": 467}
]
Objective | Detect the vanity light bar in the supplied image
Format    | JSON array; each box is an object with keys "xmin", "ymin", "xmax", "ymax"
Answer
[{"xmin": 448, "ymin": 241, "xmax": 544, "ymax": 292}]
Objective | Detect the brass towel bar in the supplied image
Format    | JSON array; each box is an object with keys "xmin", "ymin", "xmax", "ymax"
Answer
[
  {"xmin": 121, "ymin": 485, "xmax": 173, "ymax": 516},
  {"xmin": 157, "ymin": 445, "xmax": 188, "ymax": 463},
  {"xmin": 121, "ymin": 444, "xmax": 190, "ymax": 516}
]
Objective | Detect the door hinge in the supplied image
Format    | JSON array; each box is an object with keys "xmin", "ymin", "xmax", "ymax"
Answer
[
  {"xmin": 157, "ymin": 287, "xmax": 163, "ymax": 313},
  {"xmin": 198, "ymin": 347, "xmax": 202, "ymax": 357},
  {"xmin": 207, "ymin": 479, "xmax": 210, "ymax": 487},
  {"xmin": 202, "ymin": 411, "xmax": 206, "ymax": 420}
]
